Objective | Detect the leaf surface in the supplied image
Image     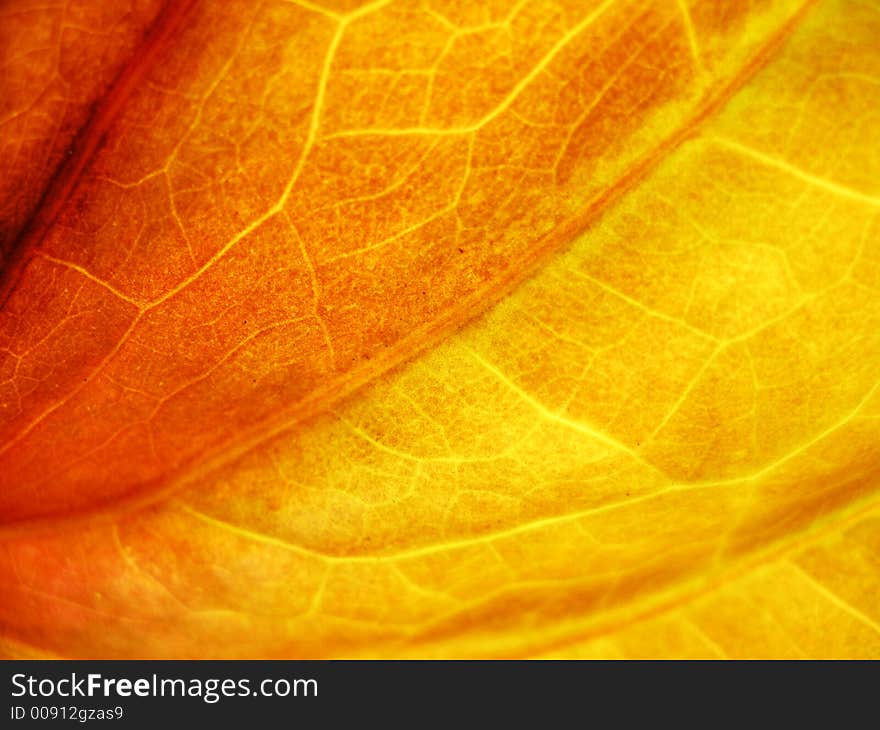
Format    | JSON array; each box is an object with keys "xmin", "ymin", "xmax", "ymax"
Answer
[
  {"xmin": 0, "ymin": 0, "xmax": 169, "ymax": 265},
  {"xmin": 0, "ymin": 0, "xmax": 878, "ymax": 658}
]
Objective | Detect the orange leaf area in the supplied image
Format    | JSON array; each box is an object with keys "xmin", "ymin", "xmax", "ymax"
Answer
[
  {"xmin": 0, "ymin": 0, "xmax": 878, "ymax": 658},
  {"xmin": 0, "ymin": 0, "xmax": 167, "ymax": 266}
]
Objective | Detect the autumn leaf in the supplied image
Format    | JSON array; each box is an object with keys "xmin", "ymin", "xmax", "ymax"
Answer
[
  {"xmin": 0, "ymin": 0, "xmax": 878, "ymax": 658},
  {"xmin": 0, "ymin": 0, "xmax": 171, "ymax": 267}
]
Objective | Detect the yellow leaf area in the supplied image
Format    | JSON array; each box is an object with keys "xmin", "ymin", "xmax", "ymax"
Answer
[{"xmin": 1, "ymin": 0, "xmax": 879, "ymax": 658}]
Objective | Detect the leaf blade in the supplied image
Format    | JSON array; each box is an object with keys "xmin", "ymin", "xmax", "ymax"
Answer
[{"xmin": 0, "ymin": 0, "xmax": 878, "ymax": 658}]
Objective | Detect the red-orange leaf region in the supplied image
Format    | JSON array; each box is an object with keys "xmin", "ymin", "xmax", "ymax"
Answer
[{"xmin": 0, "ymin": 0, "xmax": 878, "ymax": 658}]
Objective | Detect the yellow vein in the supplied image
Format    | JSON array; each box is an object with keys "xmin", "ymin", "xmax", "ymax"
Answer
[
  {"xmin": 788, "ymin": 562, "xmax": 880, "ymax": 637},
  {"xmin": 463, "ymin": 346, "xmax": 661, "ymax": 472},
  {"xmin": 709, "ymin": 136, "xmax": 880, "ymax": 207},
  {"xmin": 35, "ymin": 253, "xmax": 145, "ymax": 309},
  {"xmin": 675, "ymin": 0, "xmax": 704, "ymax": 75},
  {"xmin": 322, "ymin": 0, "xmax": 619, "ymax": 140}
]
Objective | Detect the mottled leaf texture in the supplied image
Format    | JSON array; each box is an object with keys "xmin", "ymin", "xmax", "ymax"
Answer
[{"xmin": 0, "ymin": 0, "xmax": 878, "ymax": 658}]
